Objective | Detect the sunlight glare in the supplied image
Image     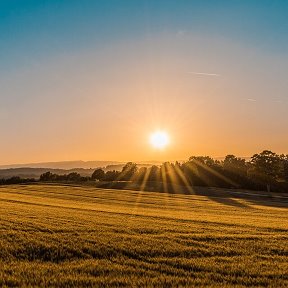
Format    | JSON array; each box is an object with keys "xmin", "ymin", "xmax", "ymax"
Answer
[{"xmin": 150, "ymin": 131, "xmax": 169, "ymax": 149}]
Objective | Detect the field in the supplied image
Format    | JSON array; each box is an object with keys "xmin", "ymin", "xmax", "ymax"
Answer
[{"xmin": 0, "ymin": 184, "xmax": 287, "ymax": 287}]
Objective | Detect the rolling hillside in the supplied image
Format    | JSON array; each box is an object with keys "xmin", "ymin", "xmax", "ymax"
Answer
[{"xmin": 0, "ymin": 184, "xmax": 287, "ymax": 287}]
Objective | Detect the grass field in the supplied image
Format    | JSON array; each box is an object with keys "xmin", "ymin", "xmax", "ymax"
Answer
[{"xmin": 0, "ymin": 184, "xmax": 287, "ymax": 287}]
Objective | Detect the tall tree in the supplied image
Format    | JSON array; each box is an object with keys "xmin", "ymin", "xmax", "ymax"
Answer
[
  {"xmin": 250, "ymin": 150, "xmax": 281, "ymax": 192},
  {"xmin": 251, "ymin": 150, "xmax": 281, "ymax": 178},
  {"xmin": 280, "ymin": 154, "xmax": 288, "ymax": 182},
  {"xmin": 223, "ymin": 155, "xmax": 247, "ymax": 175}
]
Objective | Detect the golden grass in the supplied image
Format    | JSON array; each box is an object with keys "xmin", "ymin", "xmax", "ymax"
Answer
[{"xmin": 0, "ymin": 184, "xmax": 287, "ymax": 287}]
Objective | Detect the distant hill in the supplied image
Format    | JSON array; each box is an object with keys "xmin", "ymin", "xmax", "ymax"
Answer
[
  {"xmin": 0, "ymin": 161, "xmax": 122, "ymax": 170},
  {"xmin": 0, "ymin": 161, "xmax": 161, "ymax": 179},
  {"xmin": 0, "ymin": 168, "xmax": 96, "ymax": 179}
]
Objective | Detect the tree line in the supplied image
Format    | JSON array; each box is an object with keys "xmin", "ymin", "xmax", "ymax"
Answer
[
  {"xmin": 0, "ymin": 177, "xmax": 36, "ymax": 185},
  {"xmin": 36, "ymin": 150, "xmax": 288, "ymax": 193}
]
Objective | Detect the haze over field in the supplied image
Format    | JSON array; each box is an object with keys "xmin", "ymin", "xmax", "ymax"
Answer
[
  {"xmin": 1, "ymin": 0, "xmax": 288, "ymax": 165},
  {"xmin": 0, "ymin": 161, "xmax": 121, "ymax": 170}
]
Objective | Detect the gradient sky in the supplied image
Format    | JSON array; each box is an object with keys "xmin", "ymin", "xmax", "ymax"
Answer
[{"xmin": 1, "ymin": 0, "xmax": 288, "ymax": 164}]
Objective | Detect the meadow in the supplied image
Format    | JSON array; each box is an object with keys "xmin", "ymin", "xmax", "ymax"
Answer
[{"xmin": 0, "ymin": 184, "xmax": 287, "ymax": 287}]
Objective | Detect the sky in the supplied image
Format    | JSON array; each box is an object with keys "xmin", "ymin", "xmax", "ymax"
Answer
[{"xmin": 0, "ymin": 0, "xmax": 288, "ymax": 164}]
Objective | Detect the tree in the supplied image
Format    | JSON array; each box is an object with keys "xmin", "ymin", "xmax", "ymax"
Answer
[
  {"xmin": 148, "ymin": 165, "xmax": 160, "ymax": 182},
  {"xmin": 91, "ymin": 168, "xmax": 105, "ymax": 181},
  {"xmin": 187, "ymin": 156, "xmax": 225, "ymax": 187},
  {"xmin": 67, "ymin": 172, "xmax": 81, "ymax": 182},
  {"xmin": 280, "ymin": 154, "xmax": 288, "ymax": 182},
  {"xmin": 251, "ymin": 150, "xmax": 281, "ymax": 179},
  {"xmin": 189, "ymin": 156, "xmax": 217, "ymax": 167},
  {"xmin": 40, "ymin": 171, "xmax": 54, "ymax": 181},
  {"xmin": 284, "ymin": 159, "xmax": 288, "ymax": 182},
  {"xmin": 250, "ymin": 150, "xmax": 282, "ymax": 192},
  {"xmin": 134, "ymin": 167, "xmax": 147, "ymax": 183},
  {"xmin": 104, "ymin": 170, "xmax": 120, "ymax": 181},
  {"xmin": 223, "ymin": 155, "xmax": 247, "ymax": 175},
  {"xmin": 120, "ymin": 162, "xmax": 138, "ymax": 181}
]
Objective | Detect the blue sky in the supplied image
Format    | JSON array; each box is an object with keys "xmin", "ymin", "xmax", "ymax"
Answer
[
  {"xmin": 1, "ymin": 0, "xmax": 287, "ymax": 70},
  {"xmin": 0, "ymin": 1, "xmax": 287, "ymax": 163}
]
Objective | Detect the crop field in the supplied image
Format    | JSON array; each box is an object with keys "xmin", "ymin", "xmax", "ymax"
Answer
[{"xmin": 0, "ymin": 184, "xmax": 287, "ymax": 287}]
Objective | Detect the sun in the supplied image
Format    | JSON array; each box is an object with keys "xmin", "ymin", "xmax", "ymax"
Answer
[{"xmin": 149, "ymin": 130, "xmax": 169, "ymax": 149}]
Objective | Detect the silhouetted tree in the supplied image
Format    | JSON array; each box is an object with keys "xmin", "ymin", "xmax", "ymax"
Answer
[
  {"xmin": 0, "ymin": 176, "xmax": 36, "ymax": 185},
  {"xmin": 250, "ymin": 150, "xmax": 282, "ymax": 192},
  {"xmin": 222, "ymin": 155, "xmax": 248, "ymax": 188},
  {"xmin": 120, "ymin": 162, "xmax": 138, "ymax": 181},
  {"xmin": 160, "ymin": 162, "xmax": 170, "ymax": 183},
  {"xmin": 223, "ymin": 155, "xmax": 247, "ymax": 175},
  {"xmin": 40, "ymin": 171, "xmax": 54, "ymax": 181},
  {"xmin": 104, "ymin": 170, "xmax": 120, "ymax": 181},
  {"xmin": 251, "ymin": 150, "xmax": 281, "ymax": 178},
  {"xmin": 148, "ymin": 165, "xmax": 160, "ymax": 182},
  {"xmin": 187, "ymin": 156, "xmax": 227, "ymax": 187},
  {"xmin": 189, "ymin": 156, "xmax": 217, "ymax": 167},
  {"xmin": 36, "ymin": 150, "xmax": 287, "ymax": 192},
  {"xmin": 91, "ymin": 168, "xmax": 105, "ymax": 181},
  {"xmin": 67, "ymin": 172, "xmax": 81, "ymax": 181},
  {"xmin": 40, "ymin": 171, "xmax": 86, "ymax": 182},
  {"xmin": 134, "ymin": 167, "xmax": 147, "ymax": 183},
  {"xmin": 280, "ymin": 154, "xmax": 288, "ymax": 182}
]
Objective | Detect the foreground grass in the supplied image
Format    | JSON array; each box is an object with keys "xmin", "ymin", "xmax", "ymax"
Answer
[{"xmin": 0, "ymin": 184, "xmax": 287, "ymax": 287}]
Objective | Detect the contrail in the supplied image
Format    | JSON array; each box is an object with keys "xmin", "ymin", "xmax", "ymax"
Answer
[
  {"xmin": 187, "ymin": 72, "xmax": 221, "ymax": 77},
  {"xmin": 247, "ymin": 98, "xmax": 284, "ymax": 103},
  {"xmin": 247, "ymin": 98, "xmax": 257, "ymax": 102}
]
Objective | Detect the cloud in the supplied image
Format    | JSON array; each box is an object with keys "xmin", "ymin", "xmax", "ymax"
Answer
[
  {"xmin": 247, "ymin": 98, "xmax": 257, "ymax": 101},
  {"xmin": 246, "ymin": 98, "xmax": 285, "ymax": 103},
  {"xmin": 187, "ymin": 72, "xmax": 221, "ymax": 77}
]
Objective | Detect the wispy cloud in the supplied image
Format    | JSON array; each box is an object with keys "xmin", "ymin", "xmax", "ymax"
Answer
[
  {"xmin": 187, "ymin": 72, "xmax": 221, "ymax": 77},
  {"xmin": 246, "ymin": 98, "xmax": 285, "ymax": 103}
]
